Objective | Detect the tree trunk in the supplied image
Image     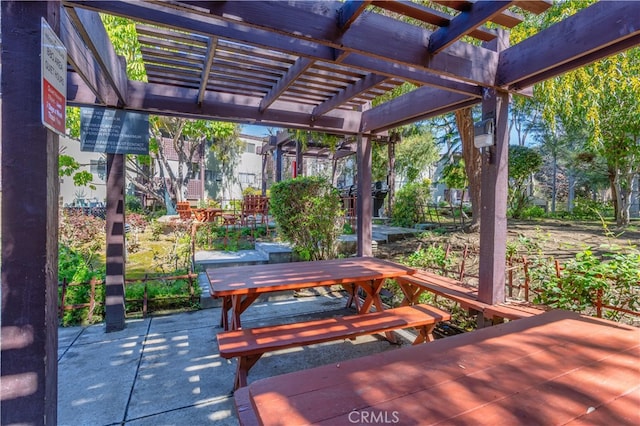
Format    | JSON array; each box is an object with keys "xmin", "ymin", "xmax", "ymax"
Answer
[
  {"xmin": 455, "ymin": 107, "xmax": 481, "ymax": 231},
  {"xmin": 614, "ymin": 165, "xmax": 633, "ymax": 227}
]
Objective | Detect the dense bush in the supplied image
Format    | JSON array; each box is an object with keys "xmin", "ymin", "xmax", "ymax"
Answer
[
  {"xmin": 59, "ymin": 210, "xmax": 105, "ymax": 250},
  {"xmin": 508, "ymin": 145, "xmax": 543, "ymax": 219},
  {"xmin": 125, "ymin": 194, "xmax": 143, "ymax": 213},
  {"xmin": 269, "ymin": 176, "xmax": 344, "ymax": 260},
  {"xmin": 532, "ymin": 247, "xmax": 639, "ymax": 321},
  {"xmin": 403, "ymin": 244, "xmax": 458, "ymax": 276},
  {"xmin": 571, "ymin": 197, "xmax": 614, "ymax": 220},
  {"xmin": 391, "ymin": 179, "xmax": 432, "ymax": 228}
]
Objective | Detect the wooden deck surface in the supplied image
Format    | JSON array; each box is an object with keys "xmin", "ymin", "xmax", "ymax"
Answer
[{"xmin": 240, "ymin": 310, "xmax": 639, "ymax": 425}]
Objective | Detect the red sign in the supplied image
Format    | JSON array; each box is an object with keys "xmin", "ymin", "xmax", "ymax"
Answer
[{"xmin": 43, "ymin": 79, "xmax": 65, "ymax": 132}]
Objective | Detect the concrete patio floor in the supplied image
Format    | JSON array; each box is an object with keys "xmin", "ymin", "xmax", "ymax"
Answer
[{"xmin": 57, "ymin": 291, "xmax": 411, "ymax": 425}]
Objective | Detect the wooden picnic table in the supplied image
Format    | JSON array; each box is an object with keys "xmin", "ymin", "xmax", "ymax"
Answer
[
  {"xmin": 237, "ymin": 309, "xmax": 640, "ymax": 425},
  {"xmin": 207, "ymin": 257, "xmax": 416, "ymax": 330}
]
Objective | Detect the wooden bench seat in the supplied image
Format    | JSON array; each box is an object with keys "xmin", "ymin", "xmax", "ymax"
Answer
[
  {"xmin": 396, "ymin": 271, "xmax": 545, "ymax": 325},
  {"xmin": 218, "ymin": 304, "xmax": 450, "ymax": 390}
]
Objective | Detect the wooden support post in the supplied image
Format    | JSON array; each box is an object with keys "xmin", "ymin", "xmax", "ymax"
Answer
[
  {"xmin": 105, "ymin": 153, "xmax": 126, "ymax": 331},
  {"xmin": 1, "ymin": 2, "xmax": 60, "ymax": 423},
  {"xmin": 295, "ymin": 140, "xmax": 303, "ymax": 177},
  {"xmin": 478, "ymin": 29, "xmax": 509, "ymax": 306},
  {"xmin": 356, "ymin": 134, "xmax": 372, "ymax": 257},
  {"xmin": 261, "ymin": 151, "xmax": 268, "ymax": 195},
  {"xmin": 387, "ymin": 135, "xmax": 396, "ymax": 218},
  {"xmin": 275, "ymin": 143, "xmax": 283, "ymax": 183}
]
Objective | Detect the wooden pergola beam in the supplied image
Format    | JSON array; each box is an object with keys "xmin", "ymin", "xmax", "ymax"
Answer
[
  {"xmin": 428, "ymin": 1, "xmax": 513, "ymax": 54},
  {"xmin": 197, "ymin": 36, "xmax": 218, "ymax": 105},
  {"xmin": 260, "ymin": 57, "xmax": 314, "ymax": 112},
  {"xmin": 342, "ymin": 53, "xmax": 482, "ymax": 97},
  {"xmin": 497, "ymin": 1, "xmax": 640, "ymax": 88},
  {"xmin": 71, "ymin": 0, "xmax": 497, "ymax": 86},
  {"xmin": 360, "ymin": 86, "xmax": 479, "ymax": 133},
  {"xmin": 313, "ymin": 73, "xmax": 387, "ymax": 118},
  {"xmin": 372, "ymin": 0, "xmax": 497, "ymax": 42},
  {"xmin": 69, "ymin": 78, "xmax": 364, "ymax": 134},
  {"xmin": 60, "ymin": 8, "xmax": 119, "ymax": 105},
  {"xmin": 338, "ymin": 0, "xmax": 372, "ymax": 31},
  {"xmin": 64, "ymin": 7, "xmax": 128, "ymax": 105}
]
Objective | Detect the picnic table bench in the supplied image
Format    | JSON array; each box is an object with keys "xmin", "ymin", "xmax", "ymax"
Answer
[
  {"xmin": 396, "ymin": 270, "xmax": 545, "ymax": 325},
  {"xmin": 218, "ymin": 303, "xmax": 451, "ymax": 390}
]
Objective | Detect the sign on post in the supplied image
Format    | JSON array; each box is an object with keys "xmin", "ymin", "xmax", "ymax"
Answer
[
  {"xmin": 41, "ymin": 18, "xmax": 67, "ymax": 135},
  {"xmin": 80, "ymin": 107, "xmax": 149, "ymax": 155}
]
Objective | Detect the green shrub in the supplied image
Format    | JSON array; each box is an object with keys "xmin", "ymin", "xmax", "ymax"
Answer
[
  {"xmin": 403, "ymin": 244, "xmax": 457, "ymax": 275},
  {"xmin": 533, "ymin": 248, "xmax": 640, "ymax": 320},
  {"xmin": 58, "ymin": 244, "xmax": 105, "ymax": 326},
  {"xmin": 571, "ymin": 197, "xmax": 614, "ymax": 220},
  {"xmin": 126, "ymin": 194, "xmax": 143, "ymax": 213},
  {"xmin": 269, "ymin": 176, "xmax": 344, "ymax": 260},
  {"xmin": 391, "ymin": 179, "xmax": 431, "ymax": 228},
  {"xmin": 521, "ymin": 205, "xmax": 547, "ymax": 219}
]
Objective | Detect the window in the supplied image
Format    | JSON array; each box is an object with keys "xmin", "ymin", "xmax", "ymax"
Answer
[
  {"xmin": 90, "ymin": 159, "xmax": 106, "ymax": 180},
  {"xmin": 245, "ymin": 142, "xmax": 256, "ymax": 154},
  {"xmin": 239, "ymin": 173, "xmax": 256, "ymax": 185}
]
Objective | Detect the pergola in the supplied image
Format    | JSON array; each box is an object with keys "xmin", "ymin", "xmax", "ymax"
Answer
[{"xmin": 2, "ymin": 1, "xmax": 639, "ymax": 423}]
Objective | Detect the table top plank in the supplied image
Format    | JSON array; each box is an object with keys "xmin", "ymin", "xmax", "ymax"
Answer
[
  {"xmin": 245, "ymin": 310, "xmax": 640, "ymax": 425},
  {"xmin": 207, "ymin": 257, "xmax": 416, "ymax": 297}
]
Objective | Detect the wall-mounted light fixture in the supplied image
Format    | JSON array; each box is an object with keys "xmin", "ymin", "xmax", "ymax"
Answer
[{"xmin": 473, "ymin": 118, "xmax": 494, "ymax": 149}]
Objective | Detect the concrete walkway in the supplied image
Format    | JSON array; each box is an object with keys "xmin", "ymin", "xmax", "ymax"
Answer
[{"xmin": 57, "ymin": 292, "xmax": 410, "ymax": 425}]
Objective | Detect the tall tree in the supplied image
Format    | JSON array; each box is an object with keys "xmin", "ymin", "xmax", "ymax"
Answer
[
  {"xmin": 514, "ymin": 0, "xmax": 640, "ymax": 226},
  {"xmin": 537, "ymin": 49, "xmax": 640, "ymax": 226},
  {"xmin": 455, "ymin": 108, "xmax": 481, "ymax": 230}
]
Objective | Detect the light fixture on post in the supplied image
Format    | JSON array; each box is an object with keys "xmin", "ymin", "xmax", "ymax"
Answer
[{"xmin": 473, "ymin": 118, "xmax": 495, "ymax": 149}]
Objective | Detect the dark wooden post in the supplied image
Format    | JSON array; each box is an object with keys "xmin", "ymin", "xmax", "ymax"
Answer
[
  {"xmin": 295, "ymin": 140, "xmax": 303, "ymax": 177},
  {"xmin": 387, "ymin": 134, "xmax": 396, "ymax": 218},
  {"xmin": 478, "ymin": 29, "xmax": 510, "ymax": 312},
  {"xmin": 1, "ymin": 2, "xmax": 60, "ymax": 423},
  {"xmin": 356, "ymin": 134, "xmax": 372, "ymax": 257},
  {"xmin": 261, "ymin": 147, "xmax": 269, "ymax": 195},
  {"xmin": 275, "ymin": 143, "xmax": 283, "ymax": 183},
  {"xmin": 105, "ymin": 153, "xmax": 126, "ymax": 331}
]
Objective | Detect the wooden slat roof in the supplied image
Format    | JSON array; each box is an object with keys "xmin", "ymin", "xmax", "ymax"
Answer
[{"xmin": 62, "ymin": 0, "xmax": 639, "ymax": 136}]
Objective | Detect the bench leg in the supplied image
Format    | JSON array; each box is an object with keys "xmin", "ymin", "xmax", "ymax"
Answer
[
  {"xmin": 345, "ymin": 284, "xmax": 361, "ymax": 311},
  {"xmin": 220, "ymin": 297, "xmax": 231, "ymax": 330},
  {"xmin": 413, "ymin": 324, "xmax": 436, "ymax": 344},
  {"xmin": 235, "ymin": 354, "xmax": 263, "ymax": 390}
]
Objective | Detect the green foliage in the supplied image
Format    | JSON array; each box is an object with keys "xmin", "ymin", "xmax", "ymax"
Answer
[
  {"xmin": 520, "ymin": 205, "xmax": 547, "ymax": 219},
  {"xmin": 288, "ymin": 130, "xmax": 340, "ymax": 151},
  {"xmin": 59, "ymin": 154, "xmax": 95, "ymax": 190},
  {"xmin": 125, "ymin": 277, "xmax": 200, "ymax": 314},
  {"xmin": 403, "ymin": 244, "xmax": 457, "ymax": 275},
  {"xmin": 508, "ymin": 145, "xmax": 543, "ymax": 219},
  {"xmin": 533, "ymin": 248, "xmax": 640, "ymax": 320},
  {"xmin": 269, "ymin": 176, "xmax": 344, "ymax": 260},
  {"xmin": 100, "ymin": 14, "xmax": 146, "ymax": 81},
  {"xmin": 395, "ymin": 133, "xmax": 439, "ymax": 183},
  {"xmin": 194, "ymin": 224, "xmax": 267, "ymax": 251},
  {"xmin": 126, "ymin": 195, "xmax": 144, "ymax": 213},
  {"xmin": 151, "ymin": 222, "xmax": 192, "ymax": 273},
  {"xmin": 391, "ymin": 179, "xmax": 432, "ymax": 228},
  {"xmin": 440, "ymin": 159, "xmax": 467, "ymax": 190},
  {"xmin": 58, "ymin": 244, "xmax": 105, "ymax": 326},
  {"xmin": 242, "ymin": 187, "xmax": 262, "ymax": 196},
  {"xmin": 571, "ymin": 197, "xmax": 614, "ymax": 220}
]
